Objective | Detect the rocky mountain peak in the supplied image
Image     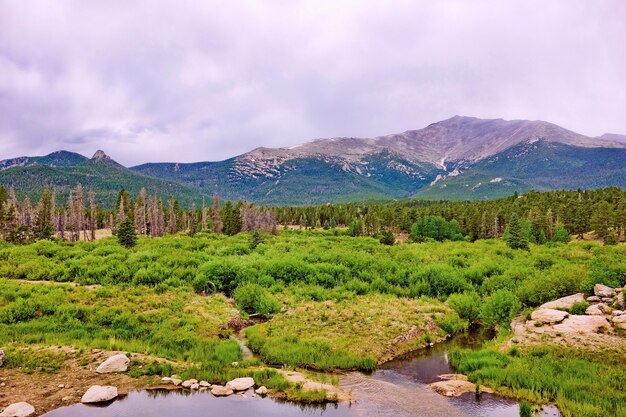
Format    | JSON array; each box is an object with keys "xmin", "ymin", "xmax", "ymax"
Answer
[{"xmin": 92, "ymin": 150, "xmax": 111, "ymax": 161}]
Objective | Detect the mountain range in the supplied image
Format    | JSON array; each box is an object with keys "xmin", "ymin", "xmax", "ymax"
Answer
[{"xmin": 1, "ymin": 116, "xmax": 625, "ymax": 206}]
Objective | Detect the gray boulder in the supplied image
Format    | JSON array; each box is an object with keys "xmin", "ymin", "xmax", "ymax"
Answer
[
  {"xmin": 585, "ymin": 304, "xmax": 604, "ymax": 315},
  {"xmin": 0, "ymin": 402, "xmax": 35, "ymax": 417},
  {"xmin": 586, "ymin": 296, "xmax": 601, "ymax": 303},
  {"xmin": 530, "ymin": 309, "xmax": 568, "ymax": 324},
  {"xmin": 211, "ymin": 385, "xmax": 234, "ymax": 396},
  {"xmin": 540, "ymin": 293, "xmax": 585, "ymax": 310},
  {"xmin": 96, "ymin": 354, "xmax": 129, "ymax": 374},
  {"xmin": 81, "ymin": 385, "xmax": 118, "ymax": 403},
  {"xmin": 255, "ymin": 386, "xmax": 268, "ymax": 395},
  {"xmin": 226, "ymin": 377, "xmax": 255, "ymax": 391},
  {"xmin": 594, "ymin": 284, "xmax": 615, "ymax": 298},
  {"xmin": 612, "ymin": 315, "xmax": 626, "ymax": 330},
  {"xmin": 0, "ymin": 349, "xmax": 4, "ymax": 367}
]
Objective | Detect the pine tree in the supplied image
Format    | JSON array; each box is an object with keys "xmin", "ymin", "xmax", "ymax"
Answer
[
  {"xmin": 505, "ymin": 213, "xmax": 529, "ymax": 250},
  {"xmin": 34, "ymin": 186, "xmax": 55, "ymax": 239},
  {"xmin": 117, "ymin": 217, "xmax": 137, "ymax": 248}
]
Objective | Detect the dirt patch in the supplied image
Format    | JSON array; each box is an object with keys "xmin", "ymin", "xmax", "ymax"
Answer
[{"xmin": 0, "ymin": 349, "xmax": 171, "ymax": 416}]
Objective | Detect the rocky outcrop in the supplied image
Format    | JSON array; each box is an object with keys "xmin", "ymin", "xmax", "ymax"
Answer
[
  {"xmin": 0, "ymin": 349, "xmax": 4, "ymax": 367},
  {"xmin": 553, "ymin": 315, "xmax": 611, "ymax": 334},
  {"xmin": 95, "ymin": 354, "xmax": 129, "ymax": 374},
  {"xmin": 0, "ymin": 402, "xmax": 35, "ymax": 417},
  {"xmin": 612, "ymin": 315, "xmax": 626, "ymax": 330},
  {"xmin": 80, "ymin": 385, "xmax": 118, "ymax": 403},
  {"xmin": 210, "ymin": 385, "xmax": 234, "ymax": 396},
  {"xmin": 540, "ymin": 293, "xmax": 584, "ymax": 310},
  {"xmin": 531, "ymin": 309, "xmax": 568, "ymax": 323},
  {"xmin": 225, "ymin": 377, "xmax": 255, "ymax": 391},
  {"xmin": 585, "ymin": 304, "xmax": 604, "ymax": 315},
  {"xmin": 594, "ymin": 284, "xmax": 615, "ymax": 298}
]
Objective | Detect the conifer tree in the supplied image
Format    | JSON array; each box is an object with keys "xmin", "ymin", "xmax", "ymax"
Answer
[
  {"xmin": 505, "ymin": 213, "xmax": 529, "ymax": 250},
  {"xmin": 117, "ymin": 217, "xmax": 137, "ymax": 248}
]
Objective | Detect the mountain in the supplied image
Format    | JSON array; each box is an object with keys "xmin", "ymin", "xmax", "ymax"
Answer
[
  {"xmin": 0, "ymin": 150, "xmax": 203, "ymax": 207},
  {"xmin": 132, "ymin": 116, "xmax": 625, "ymax": 203},
  {"xmin": 2, "ymin": 116, "xmax": 625, "ymax": 206}
]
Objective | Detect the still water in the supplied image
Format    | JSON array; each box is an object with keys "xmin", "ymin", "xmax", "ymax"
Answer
[{"xmin": 43, "ymin": 333, "xmax": 560, "ymax": 417}]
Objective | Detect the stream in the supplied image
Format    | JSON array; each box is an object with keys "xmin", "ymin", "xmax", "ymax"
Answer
[{"xmin": 42, "ymin": 332, "xmax": 560, "ymax": 417}]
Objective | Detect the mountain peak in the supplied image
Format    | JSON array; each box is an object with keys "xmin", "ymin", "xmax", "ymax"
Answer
[{"xmin": 92, "ymin": 150, "xmax": 111, "ymax": 161}]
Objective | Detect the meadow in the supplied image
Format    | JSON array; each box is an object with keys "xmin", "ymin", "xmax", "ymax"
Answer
[{"xmin": 0, "ymin": 230, "xmax": 625, "ymax": 413}]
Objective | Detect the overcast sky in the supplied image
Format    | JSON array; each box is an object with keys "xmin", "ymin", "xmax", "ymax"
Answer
[{"xmin": 1, "ymin": 1, "xmax": 625, "ymax": 166}]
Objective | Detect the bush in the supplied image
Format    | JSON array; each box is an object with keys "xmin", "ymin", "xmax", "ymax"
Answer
[
  {"xmin": 117, "ymin": 218, "xmax": 137, "ymax": 248},
  {"xmin": 481, "ymin": 289, "xmax": 521, "ymax": 329},
  {"xmin": 379, "ymin": 231, "xmax": 395, "ymax": 246},
  {"xmin": 234, "ymin": 283, "xmax": 281, "ymax": 317},
  {"xmin": 446, "ymin": 291, "xmax": 482, "ymax": 323},
  {"xmin": 570, "ymin": 301, "xmax": 589, "ymax": 315}
]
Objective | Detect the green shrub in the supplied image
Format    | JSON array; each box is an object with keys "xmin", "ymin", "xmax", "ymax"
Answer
[
  {"xmin": 570, "ymin": 301, "xmax": 589, "ymax": 315},
  {"xmin": 446, "ymin": 291, "xmax": 482, "ymax": 323},
  {"xmin": 234, "ymin": 283, "xmax": 280, "ymax": 317},
  {"xmin": 481, "ymin": 289, "xmax": 521, "ymax": 329}
]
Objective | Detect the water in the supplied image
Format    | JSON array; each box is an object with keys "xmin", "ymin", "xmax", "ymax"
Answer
[{"xmin": 42, "ymin": 332, "xmax": 560, "ymax": 417}]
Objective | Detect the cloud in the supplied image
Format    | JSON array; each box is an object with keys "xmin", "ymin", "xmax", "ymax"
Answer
[{"xmin": 1, "ymin": 0, "xmax": 625, "ymax": 165}]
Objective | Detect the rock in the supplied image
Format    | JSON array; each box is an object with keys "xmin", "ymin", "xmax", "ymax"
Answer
[
  {"xmin": 80, "ymin": 385, "xmax": 118, "ymax": 403},
  {"xmin": 211, "ymin": 385, "xmax": 234, "ymax": 396},
  {"xmin": 602, "ymin": 297, "xmax": 614, "ymax": 303},
  {"xmin": 189, "ymin": 379, "xmax": 198, "ymax": 384},
  {"xmin": 531, "ymin": 309, "xmax": 568, "ymax": 324},
  {"xmin": 161, "ymin": 377, "xmax": 171, "ymax": 383},
  {"xmin": 199, "ymin": 381, "xmax": 211, "ymax": 387},
  {"xmin": 585, "ymin": 304, "xmax": 604, "ymax": 315},
  {"xmin": 255, "ymin": 386, "xmax": 268, "ymax": 395},
  {"xmin": 95, "ymin": 354, "xmax": 130, "ymax": 374},
  {"xmin": 61, "ymin": 396, "xmax": 73, "ymax": 402},
  {"xmin": 0, "ymin": 349, "xmax": 4, "ymax": 367},
  {"xmin": 231, "ymin": 361, "xmax": 239, "ymax": 367},
  {"xmin": 58, "ymin": 384, "xmax": 65, "ymax": 388},
  {"xmin": 612, "ymin": 310, "xmax": 624, "ymax": 316},
  {"xmin": 617, "ymin": 292, "xmax": 624, "ymax": 307},
  {"xmin": 171, "ymin": 378, "xmax": 182, "ymax": 386},
  {"xmin": 429, "ymin": 377, "xmax": 494, "ymax": 397},
  {"xmin": 0, "ymin": 402, "xmax": 35, "ymax": 417},
  {"xmin": 612, "ymin": 315, "xmax": 626, "ymax": 330},
  {"xmin": 190, "ymin": 383, "xmax": 200, "ymax": 390},
  {"xmin": 226, "ymin": 377, "xmax": 255, "ymax": 391},
  {"xmin": 181, "ymin": 380, "xmax": 193, "ymax": 388},
  {"xmin": 540, "ymin": 293, "xmax": 585, "ymax": 310},
  {"xmin": 586, "ymin": 296, "xmax": 601, "ymax": 303},
  {"xmin": 553, "ymin": 315, "xmax": 611, "ymax": 334},
  {"xmin": 594, "ymin": 284, "xmax": 615, "ymax": 298}
]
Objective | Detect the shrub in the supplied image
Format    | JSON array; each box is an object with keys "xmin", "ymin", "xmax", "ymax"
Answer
[
  {"xmin": 234, "ymin": 283, "xmax": 280, "ymax": 317},
  {"xmin": 570, "ymin": 301, "xmax": 589, "ymax": 315},
  {"xmin": 379, "ymin": 231, "xmax": 395, "ymax": 246},
  {"xmin": 481, "ymin": 289, "xmax": 521, "ymax": 329},
  {"xmin": 117, "ymin": 218, "xmax": 137, "ymax": 248},
  {"xmin": 446, "ymin": 291, "xmax": 482, "ymax": 323}
]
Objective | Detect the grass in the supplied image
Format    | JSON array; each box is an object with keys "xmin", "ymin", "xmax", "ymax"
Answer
[{"xmin": 450, "ymin": 344, "xmax": 626, "ymax": 417}]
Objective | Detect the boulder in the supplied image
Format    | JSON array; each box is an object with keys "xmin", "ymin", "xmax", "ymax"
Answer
[
  {"xmin": 617, "ymin": 292, "xmax": 624, "ymax": 307},
  {"xmin": 181, "ymin": 380, "xmax": 193, "ymax": 388},
  {"xmin": 80, "ymin": 385, "xmax": 118, "ymax": 403},
  {"xmin": 0, "ymin": 402, "xmax": 35, "ymax": 417},
  {"xmin": 594, "ymin": 284, "xmax": 615, "ymax": 298},
  {"xmin": 612, "ymin": 310, "xmax": 624, "ymax": 316},
  {"xmin": 553, "ymin": 315, "xmax": 611, "ymax": 334},
  {"xmin": 226, "ymin": 377, "xmax": 255, "ymax": 391},
  {"xmin": 586, "ymin": 296, "xmax": 601, "ymax": 303},
  {"xmin": 211, "ymin": 385, "xmax": 234, "ymax": 396},
  {"xmin": 585, "ymin": 304, "xmax": 604, "ymax": 315},
  {"xmin": 190, "ymin": 383, "xmax": 199, "ymax": 390},
  {"xmin": 531, "ymin": 309, "xmax": 568, "ymax": 324},
  {"xmin": 540, "ymin": 293, "xmax": 585, "ymax": 310},
  {"xmin": 95, "ymin": 354, "xmax": 129, "ymax": 374},
  {"xmin": 255, "ymin": 386, "xmax": 268, "ymax": 395},
  {"xmin": 602, "ymin": 297, "xmax": 614, "ymax": 303},
  {"xmin": 0, "ymin": 349, "xmax": 4, "ymax": 367},
  {"xmin": 612, "ymin": 315, "xmax": 626, "ymax": 330},
  {"xmin": 171, "ymin": 378, "xmax": 182, "ymax": 386},
  {"xmin": 199, "ymin": 381, "xmax": 211, "ymax": 387}
]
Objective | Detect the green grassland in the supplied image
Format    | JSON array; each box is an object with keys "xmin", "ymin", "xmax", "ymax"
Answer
[{"xmin": 0, "ymin": 231, "xmax": 625, "ymax": 411}]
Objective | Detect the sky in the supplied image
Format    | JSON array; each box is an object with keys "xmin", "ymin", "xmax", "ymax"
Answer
[{"xmin": 1, "ymin": 1, "xmax": 625, "ymax": 166}]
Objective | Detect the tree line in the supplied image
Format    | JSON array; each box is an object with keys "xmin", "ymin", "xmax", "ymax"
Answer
[
  {"xmin": 273, "ymin": 187, "xmax": 626, "ymax": 244},
  {"xmin": 0, "ymin": 185, "xmax": 277, "ymax": 243}
]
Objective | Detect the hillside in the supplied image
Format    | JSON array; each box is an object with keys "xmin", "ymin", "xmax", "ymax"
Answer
[
  {"xmin": 0, "ymin": 151, "xmax": 204, "ymax": 207},
  {"xmin": 2, "ymin": 117, "xmax": 625, "ymax": 205}
]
